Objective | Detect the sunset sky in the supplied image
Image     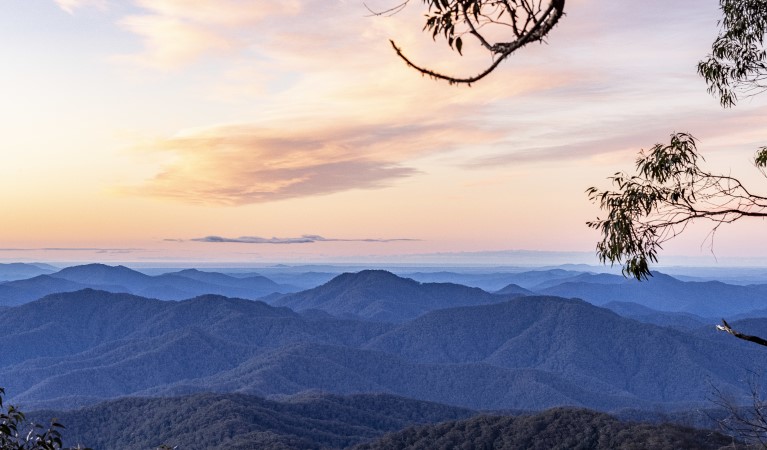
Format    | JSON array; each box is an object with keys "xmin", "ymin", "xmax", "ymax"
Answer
[{"xmin": 2, "ymin": 0, "xmax": 767, "ymax": 265}]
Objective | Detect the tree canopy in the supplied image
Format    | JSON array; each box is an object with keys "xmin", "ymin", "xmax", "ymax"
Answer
[
  {"xmin": 587, "ymin": 134, "xmax": 767, "ymax": 281},
  {"xmin": 393, "ymin": 0, "xmax": 767, "ymax": 280},
  {"xmin": 698, "ymin": 0, "xmax": 767, "ymax": 107}
]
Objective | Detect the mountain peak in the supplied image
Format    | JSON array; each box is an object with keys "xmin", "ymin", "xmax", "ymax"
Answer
[
  {"xmin": 275, "ymin": 270, "xmax": 504, "ymax": 322},
  {"xmin": 327, "ymin": 270, "xmax": 416, "ymax": 287},
  {"xmin": 52, "ymin": 264, "xmax": 150, "ymax": 285}
]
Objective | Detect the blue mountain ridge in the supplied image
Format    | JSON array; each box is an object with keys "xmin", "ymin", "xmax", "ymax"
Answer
[{"xmin": 2, "ymin": 278, "xmax": 767, "ymax": 413}]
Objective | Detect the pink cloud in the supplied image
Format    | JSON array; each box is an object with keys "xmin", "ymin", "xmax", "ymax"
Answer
[
  {"xmin": 54, "ymin": 0, "xmax": 105, "ymax": 13},
  {"xmin": 133, "ymin": 0, "xmax": 301, "ymax": 26},
  {"xmin": 116, "ymin": 15, "xmax": 233, "ymax": 69},
  {"xmin": 128, "ymin": 121, "xmax": 499, "ymax": 205},
  {"xmin": 115, "ymin": 0, "xmax": 302, "ymax": 69}
]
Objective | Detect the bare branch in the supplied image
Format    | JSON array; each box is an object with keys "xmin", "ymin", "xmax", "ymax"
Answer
[
  {"xmin": 364, "ymin": 0, "xmax": 411, "ymax": 17},
  {"xmin": 717, "ymin": 319, "xmax": 767, "ymax": 348},
  {"xmin": 390, "ymin": 0, "xmax": 566, "ymax": 84}
]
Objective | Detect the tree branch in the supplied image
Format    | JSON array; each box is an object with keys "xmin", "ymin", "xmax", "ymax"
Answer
[
  {"xmin": 717, "ymin": 319, "xmax": 767, "ymax": 347},
  {"xmin": 390, "ymin": 0, "xmax": 565, "ymax": 84}
]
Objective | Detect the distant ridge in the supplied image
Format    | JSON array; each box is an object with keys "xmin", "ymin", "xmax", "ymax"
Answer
[
  {"xmin": 602, "ymin": 301, "xmax": 711, "ymax": 330},
  {"xmin": 404, "ymin": 269, "xmax": 581, "ymax": 291},
  {"xmin": 52, "ymin": 263, "xmax": 151, "ymax": 286},
  {"xmin": 529, "ymin": 272, "xmax": 626, "ymax": 290},
  {"xmin": 0, "ymin": 263, "xmax": 57, "ymax": 282},
  {"xmin": 0, "ymin": 275, "xmax": 96, "ymax": 306},
  {"xmin": 494, "ymin": 283, "xmax": 534, "ymax": 296},
  {"xmin": 0, "ymin": 263, "xmax": 296, "ymax": 305},
  {"xmin": 537, "ymin": 271, "xmax": 767, "ymax": 317},
  {"xmin": 274, "ymin": 270, "xmax": 516, "ymax": 322}
]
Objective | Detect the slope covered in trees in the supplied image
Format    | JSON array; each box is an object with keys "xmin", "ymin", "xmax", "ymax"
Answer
[
  {"xmin": 4, "ymin": 286, "xmax": 767, "ymax": 412},
  {"xmin": 25, "ymin": 394, "xmax": 741, "ymax": 450},
  {"xmin": 274, "ymin": 270, "xmax": 517, "ymax": 322},
  {"xmin": 27, "ymin": 393, "xmax": 474, "ymax": 450},
  {"xmin": 536, "ymin": 272, "xmax": 767, "ymax": 317},
  {"xmin": 353, "ymin": 408, "xmax": 738, "ymax": 450}
]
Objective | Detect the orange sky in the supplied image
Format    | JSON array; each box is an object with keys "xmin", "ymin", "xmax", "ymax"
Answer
[{"xmin": 2, "ymin": 0, "xmax": 767, "ymax": 265}]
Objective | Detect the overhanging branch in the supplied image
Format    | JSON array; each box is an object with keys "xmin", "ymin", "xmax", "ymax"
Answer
[
  {"xmin": 390, "ymin": 0, "xmax": 565, "ymax": 84},
  {"xmin": 717, "ymin": 319, "xmax": 767, "ymax": 347}
]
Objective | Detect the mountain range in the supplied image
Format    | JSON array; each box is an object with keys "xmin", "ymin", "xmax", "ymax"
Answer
[
  {"xmin": 5, "ymin": 264, "xmax": 767, "ymax": 321},
  {"xmin": 273, "ymin": 269, "xmax": 521, "ymax": 322},
  {"xmin": 0, "ymin": 262, "xmax": 57, "ymax": 281},
  {"xmin": 3, "ymin": 279, "xmax": 767, "ymax": 413},
  {"xmin": 0, "ymin": 264, "xmax": 298, "ymax": 305},
  {"xmin": 2, "ymin": 264, "xmax": 767, "ymax": 448},
  {"xmin": 537, "ymin": 271, "xmax": 767, "ymax": 317}
]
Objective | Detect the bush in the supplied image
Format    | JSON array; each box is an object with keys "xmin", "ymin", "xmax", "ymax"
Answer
[{"xmin": 0, "ymin": 388, "xmax": 90, "ymax": 450}]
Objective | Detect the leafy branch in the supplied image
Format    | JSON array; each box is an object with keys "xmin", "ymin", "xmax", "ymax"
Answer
[
  {"xmin": 698, "ymin": 0, "xmax": 767, "ymax": 107},
  {"xmin": 587, "ymin": 133, "xmax": 767, "ymax": 281},
  {"xmin": 389, "ymin": 0, "xmax": 565, "ymax": 84},
  {"xmin": 0, "ymin": 388, "xmax": 90, "ymax": 450}
]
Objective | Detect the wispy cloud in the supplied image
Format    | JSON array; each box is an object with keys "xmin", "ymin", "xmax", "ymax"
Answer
[
  {"xmin": 464, "ymin": 106, "xmax": 767, "ymax": 168},
  {"xmin": 133, "ymin": 0, "xmax": 302, "ymax": 26},
  {"xmin": 177, "ymin": 235, "xmax": 419, "ymax": 244},
  {"xmin": 54, "ymin": 0, "xmax": 105, "ymax": 14},
  {"xmin": 127, "ymin": 121, "xmax": 497, "ymax": 205},
  {"xmin": 0, "ymin": 247, "xmax": 144, "ymax": 253},
  {"xmin": 114, "ymin": 0, "xmax": 302, "ymax": 69},
  {"xmin": 115, "ymin": 15, "xmax": 234, "ymax": 69}
]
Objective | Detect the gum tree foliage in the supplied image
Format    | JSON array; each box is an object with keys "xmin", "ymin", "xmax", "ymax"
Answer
[
  {"xmin": 586, "ymin": 0, "xmax": 767, "ymax": 283},
  {"xmin": 698, "ymin": 0, "xmax": 767, "ymax": 107},
  {"xmin": 586, "ymin": 134, "xmax": 767, "ymax": 281},
  {"xmin": 572, "ymin": 0, "xmax": 767, "ymax": 348},
  {"xmin": 391, "ymin": 0, "xmax": 767, "ymax": 280},
  {"xmin": 392, "ymin": 0, "xmax": 767, "ymax": 342},
  {"xmin": 582, "ymin": 0, "xmax": 767, "ymax": 352},
  {"xmin": 386, "ymin": 0, "xmax": 566, "ymax": 84},
  {"xmin": 0, "ymin": 388, "xmax": 90, "ymax": 450}
]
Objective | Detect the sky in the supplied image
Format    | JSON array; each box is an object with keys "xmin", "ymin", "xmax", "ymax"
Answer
[{"xmin": 2, "ymin": 0, "xmax": 767, "ymax": 265}]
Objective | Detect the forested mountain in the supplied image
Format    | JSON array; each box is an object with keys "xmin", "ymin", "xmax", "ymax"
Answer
[
  {"xmin": 0, "ymin": 275, "xmax": 98, "ymax": 306},
  {"xmin": 530, "ymin": 272, "xmax": 627, "ymax": 290},
  {"xmin": 0, "ymin": 289, "xmax": 391, "ymax": 408},
  {"xmin": 238, "ymin": 270, "xmax": 338, "ymax": 290},
  {"xmin": 145, "ymin": 341, "xmax": 642, "ymax": 411},
  {"xmin": 601, "ymin": 301, "xmax": 712, "ymax": 330},
  {"xmin": 26, "ymin": 395, "xmax": 739, "ymax": 450},
  {"xmin": 4, "ymin": 288, "xmax": 767, "ymax": 413},
  {"xmin": 52, "ymin": 264, "xmax": 153, "ymax": 287},
  {"xmin": 353, "ymin": 408, "xmax": 739, "ymax": 450},
  {"xmin": 494, "ymin": 283, "xmax": 534, "ymax": 296},
  {"xmin": 28, "ymin": 393, "xmax": 475, "ymax": 450},
  {"xmin": 274, "ymin": 270, "xmax": 517, "ymax": 322},
  {"xmin": 364, "ymin": 296, "xmax": 767, "ymax": 406},
  {"xmin": 403, "ymin": 269, "xmax": 583, "ymax": 291},
  {"xmin": 0, "ymin": 264, "xmax": 296, "ymax": 305},
  {"xmin": 6, "ymin": 265, "xmax": 765, "ymax": 321},
  {"xmin": 536, "ymin": 272, "xmax": 767, "ymax": 317},
  {"xmin": 0, "ymin": 263, "xmax": 57, "ymax": 281}
]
